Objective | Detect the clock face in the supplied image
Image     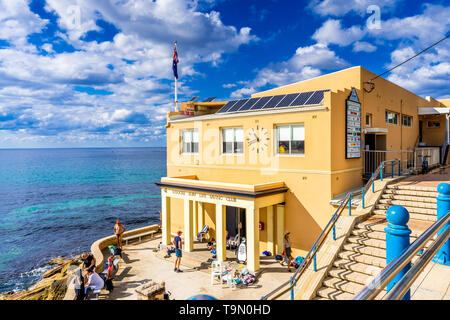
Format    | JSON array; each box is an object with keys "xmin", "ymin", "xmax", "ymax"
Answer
[{"xmin": 246, "ymin": 125, "xmax": 269, "ymax": 154}]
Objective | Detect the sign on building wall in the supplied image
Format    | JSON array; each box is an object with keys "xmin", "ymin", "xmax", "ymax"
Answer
[{"xmin": 346, "ymin": 88, "xmax": 361, "ymax": 159}]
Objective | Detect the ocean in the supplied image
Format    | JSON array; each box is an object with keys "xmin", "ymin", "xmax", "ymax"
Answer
[{"xmin": 0, "ymin": 147, "xmax": 165, "ymax": 293}]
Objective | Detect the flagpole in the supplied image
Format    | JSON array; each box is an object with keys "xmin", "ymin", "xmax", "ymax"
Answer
[{"xmin": 174, "ymin": 40, "xmax": 178, "ymax": 112}]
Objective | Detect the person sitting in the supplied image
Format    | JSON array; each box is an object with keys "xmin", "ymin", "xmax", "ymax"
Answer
[
  {"xmin": 207, "ymin": 239, "xmax": 216, "ymax": 251},
  {"xmin": 81, "ymin": 252, "xmax": 96, "ymax": 273},
  {"xmin": 84, "ymin": 269, "xmax": 104, "ymax": 300}
]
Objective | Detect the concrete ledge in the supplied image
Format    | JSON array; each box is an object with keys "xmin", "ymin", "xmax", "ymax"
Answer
[{"xmin": 91, "ymin": 224, "xmax": 160, "ymax": 273}]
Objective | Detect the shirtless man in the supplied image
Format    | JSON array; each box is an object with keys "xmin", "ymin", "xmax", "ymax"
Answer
[{"xmin": 114, "ymin": 220, "xmax": 126, "ymax": 249}]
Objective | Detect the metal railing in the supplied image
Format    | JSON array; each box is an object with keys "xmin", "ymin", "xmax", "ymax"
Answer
[
  {"xmin": 261, "ymin": 159, "xmax": 401, "ymax": 300},
  {"xmin": 364, "ymin": 150, "xmax": 413, "ymax": 176},
  {"xmin": 414, "ymin": 147, "xmax": 441, "ymax": 169},
  {"xmin": 353, "ymin": 210, "xmax": 450, "ymax": 300}
]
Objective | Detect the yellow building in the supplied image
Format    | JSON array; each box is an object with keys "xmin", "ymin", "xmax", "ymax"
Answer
[{"xmin": 156, "ymin": 66, "xmax": 450, "ymax": 272}]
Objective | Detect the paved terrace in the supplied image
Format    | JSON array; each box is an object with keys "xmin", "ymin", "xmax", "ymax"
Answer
[{"xmin": 103, "ymin": 237, "xmax": 293, "ymax": 300}]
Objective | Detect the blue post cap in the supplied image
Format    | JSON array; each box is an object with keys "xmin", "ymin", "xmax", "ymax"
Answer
[
  {"xmin": 437, "ymin": 183, "xmax": 450, "ymax": 195},
  {"xmin": 386, "ymin": 205, "xmax": 410, "ymax": 226},
  {"xmin": 187, "ymin": 294, "xmax": 218, "ymax": 300}
]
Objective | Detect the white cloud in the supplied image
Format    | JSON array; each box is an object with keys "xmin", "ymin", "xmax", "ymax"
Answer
[
  {"xmin": 312, "ymin": 19, "xmax": 365, "ymax": 46},
  {"xmin": 308, "ymin": 0, "xmax": 400, "ymax": 17},
  {"xmin": 353, "ymin": 41, "xmax": 377, "ymax": 52},
  {"xmin": 231, "ymin": 43, "xmax": 349, "ymax": 97},
  {"xmin": 0, "ymin": 0, "xmax": 48, "ymax": 48}
]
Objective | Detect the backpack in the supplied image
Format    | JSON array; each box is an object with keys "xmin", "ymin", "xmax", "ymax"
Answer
[
  {"xmin": 113, "ymin": 247, "xmax": 122, "ymax": 257},
  {"xmin": 105, "ymin": 279, "xmax": 114, "ymax": 292}
]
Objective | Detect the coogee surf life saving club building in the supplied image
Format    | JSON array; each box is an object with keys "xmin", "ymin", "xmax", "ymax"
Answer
[{"xmin": 156, "ymin": 66, "xmax": 450, "ymax": 272}]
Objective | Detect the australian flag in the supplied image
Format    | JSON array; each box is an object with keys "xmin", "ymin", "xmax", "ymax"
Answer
[{"xmin": 172, "ymin": 46, "xmax": 179, "ymax": 79}]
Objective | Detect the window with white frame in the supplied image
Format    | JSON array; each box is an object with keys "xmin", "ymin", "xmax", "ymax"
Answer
[
  {"xmin": 366, "ymin": 113, "xmax": 372, "ymax": 127},
  {"xmin": 427, "ymin": 120, "xmax": 441, "ymax": 128},
  {"xmin": 222, "ymin": 127, "xmax": 243, "ymax": 154},
  {"xmin": 385, "ymin": 110, "xmax": 398, "ymax": 125},
  {"xmin": 402, "ymin": 115, "xmax": 412, "ymax": 127},
  {"xmin": 181, "ymin": 129, "xmax": 198, "ymax": 153},
  {"xmin": 276, "ymin": 124, "xmax": 305, "ymax": 155}
]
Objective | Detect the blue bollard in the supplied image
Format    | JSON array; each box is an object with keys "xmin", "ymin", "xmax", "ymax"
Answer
[
  {"xmin": 432, "ymin": 183, "xmax": 450, "ymax": 265},
  {"xmin": 385, "ymin": 205, "xmax": 412, "ymax": 300}
]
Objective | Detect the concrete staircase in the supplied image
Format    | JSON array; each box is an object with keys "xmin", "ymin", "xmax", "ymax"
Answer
[{"xmin": 313, "ymin": 183, "xmax": 437, "ymax": 300}]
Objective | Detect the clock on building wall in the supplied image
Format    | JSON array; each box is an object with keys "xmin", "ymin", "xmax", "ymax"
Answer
[{"xmin": 247, "ymin": 125, "xmax": 269, "ymax": 153}]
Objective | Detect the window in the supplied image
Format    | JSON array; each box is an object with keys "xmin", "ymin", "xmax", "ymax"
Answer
[
  {"xmin": 385, "ymin": 111, "xmax": 398, "ymax": 125},
  {"xmin": 402, "ymin": 115, "xmax": 412, "ymax": 127},
  {"xmin": 427, "ymin": 121, "xmax": 441, "ymax": 128},
  {"xmin": 222, "ymin": 127, "xmax": 243, "ymax": 154},
  {"xmin": 181, "ymin": 129, "xmax": 198, "ymax": 153},
  {"xmin": 366, "ymin": 113, "xmax": 372, "ymax": 127},
  {"xmin": 276, "ymin": 124, "xmax": 305, "ymax": 155}
]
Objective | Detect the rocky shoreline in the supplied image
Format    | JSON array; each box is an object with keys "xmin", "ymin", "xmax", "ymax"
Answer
[{"xmin": 0, "ymin": 255, "xmax": 83, "ymax": 300}]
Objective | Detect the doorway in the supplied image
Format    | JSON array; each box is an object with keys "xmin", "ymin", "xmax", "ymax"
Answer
[
  {"xmin": 364, "ymin": 134, "xmax": 386, "ymax": 176},
  {"xmin": 226, "ymin": 206, "xmax": 246, "ymax": 246}
]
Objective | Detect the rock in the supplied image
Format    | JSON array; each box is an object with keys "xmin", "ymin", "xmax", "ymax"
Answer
[
  {"xmin": 47, "ymin": 278, "xmax": 68, "ymax": 300},
  {"xmin": 43, "ymin": 265, "xmax": 64, "ymax": 278},
  {"xmin": 135, "ymin": 281, "xmax": 165, "ymax": 300},
  {"xmin": 48, "ymin": 257, "xmax": 73, "ymax": 265}
]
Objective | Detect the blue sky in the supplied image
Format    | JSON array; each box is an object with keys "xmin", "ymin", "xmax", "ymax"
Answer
[{"xmin": 0, "ymin": 0, "xmax": 449, "ymax": 148}]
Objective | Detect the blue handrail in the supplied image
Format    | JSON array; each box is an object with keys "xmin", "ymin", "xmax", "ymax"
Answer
[{"xmin": 261, "ymin": 159, "xmax": 401, "ymax": 300}]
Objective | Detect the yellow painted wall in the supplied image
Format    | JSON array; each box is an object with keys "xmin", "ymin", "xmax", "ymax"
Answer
[{"xmin": 421, "ymin": 114, "xmax": 447, "ymax": 146}]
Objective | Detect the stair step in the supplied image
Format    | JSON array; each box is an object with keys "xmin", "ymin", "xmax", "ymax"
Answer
[
  {"xmin": 333, "ymin": 259, "xmax": 383, "ymax": 276},
  {"xmin": 378, "ymin": 199, "xmax": 437, "ymax": 209},
  {"xmin": 351, "ymin": 229, "xmax": 385, "ymax": 240},
  {"xmin": 355, "ymin": 219, "xmax": 425, "ymax": 238},
  {"xmin": 328, "ymin": 268, "xmax": 377, "ymax": 285},
  {"xmin": 322, "ymin": 277, "xmax": 365, "ymax": 294},
  {"xmin": 385, "ymin": 188, "xmax": 437, "ymax": 197},
  {"xmin": 374, "ymin": 205, "xmax": 436, "ymax": 215},
  {"xmin": 342, "ymin": 243, "xmax": 386, "ymax": 259},
  {"xmin": 347, "ymin": 236, "xmax": 386, "ymax": 249},
  {"xmin": 315, "ymin": 287, "xmax": 354, "ymax": 300},
  {"xmin": 381, "ymin": 194, "xmax": 437, "ymax": 203},
  {"xmin": 312, "ymin": 296, "xmax": 329, "ymax": 300},
  {"xmin": 372, "ymin": 210, "xmax": 437, "ymax": 222}
]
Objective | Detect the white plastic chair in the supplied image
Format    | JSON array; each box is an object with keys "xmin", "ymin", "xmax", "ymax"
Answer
[{"xmin": 210, "ymin": 261, "xmax": 223, "ymax": 285}]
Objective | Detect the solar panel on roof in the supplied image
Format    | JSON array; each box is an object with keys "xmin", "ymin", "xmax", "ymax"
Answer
[
  {"xmin": 217, "ymin": 100, "xmax": 238, "ymax": 113},
  {"xmin": 228, "ymin": 98, "xmax": 249, "ymax": 112},
  {"xmin": 249, "ymin": 96, "xmax": 273, "ymax": 110},
  {"xmin": 237, "ymin": 97, "xmax": 261, "ymax": 112},
  {"xmin": 203, "ymin": 97, "xmax": 216, "ymax": 102},
  {"xmin": 304, "ymin": 90, "xmax": 325, "ymax": 105},
  {"xmin": 189, "ymin": 96, "xmax": 199, "ymax": 102},
  {"xmin": 276, "ymin": 93, "xmax": 301, "ymax": 108},
  {"xmin": 289, "ymin": 91, "xmax": 314, "ymax": 106},
  {"xmin": 263, "ymin": 95, "xmax": 286, "ymax": 109}
]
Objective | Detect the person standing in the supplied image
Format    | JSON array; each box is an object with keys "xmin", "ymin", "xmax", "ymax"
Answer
[
  {"xmin": 114, "ymin": 220, "xmax": 126, "ymax": 249},
  {"xmin": 173, "ymin": 230, "xmax": 183, "ymax": 273},
  {"xmin": 71, "ymin": 267, "xmax": 85, "ymax": 300},
  {"xmin": 283, "ymin": 231, "xmax": 294, "ymax": 272}
]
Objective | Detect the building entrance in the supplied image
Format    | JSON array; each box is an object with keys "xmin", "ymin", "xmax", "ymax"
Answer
[{"xmin": 226, "ymin": 206, "xmax": 246, "ymax": 246}]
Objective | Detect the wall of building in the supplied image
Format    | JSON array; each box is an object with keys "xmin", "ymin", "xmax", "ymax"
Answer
[
  {"xmin": 421, "ymin": 114, "xmax": 447, "ymax": 146},
  {"xmin": 163, "ymin": 66, "xmax": 446, "ymax": 259}
]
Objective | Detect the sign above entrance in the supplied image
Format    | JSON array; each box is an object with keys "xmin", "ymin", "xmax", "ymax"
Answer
[{"xmin": 346, "ymin": 88, "xmax": 361, "ymax": 159}]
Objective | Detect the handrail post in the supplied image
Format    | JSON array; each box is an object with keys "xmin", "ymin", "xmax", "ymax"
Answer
[
  {"xmin": 372, "ymin": 173, "xmax": 375, "ymax": 193},
  {"xmin": 385, "ymin": 205, "xmax": 412, "ymax": 300},
  {"xmin": 391, "ymin": 161, "xmax": 394, "ymax": 178},
  {"xmin": 349, "ymin": 195, "xmax": 352, "ymax": 216},
  {"xmin": 313, "ymin": 251, "xmax": 317, "ymax": 272},
  {"xmin": 362, "ymin": 187, "xmax": 365, "ymax": 209},
  {"xmin": 291, "ymin": 276, "xmax": 294, "ymax": 300},
  {"xmin": 380, "ymin": 166, "xmax": 383, "ymax": 181},
  {"xmin": 432, "ymin": 183, "xmax": 450, "ymax": 265},
  {"xmin": 398, "ymin": 159, "xmax": 401, "ymax": 176}
]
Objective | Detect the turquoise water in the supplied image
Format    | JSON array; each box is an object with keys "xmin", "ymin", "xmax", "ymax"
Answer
[{"xmin": 0, "ymin": 148, "xmax": 165, "ymax": 293}]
